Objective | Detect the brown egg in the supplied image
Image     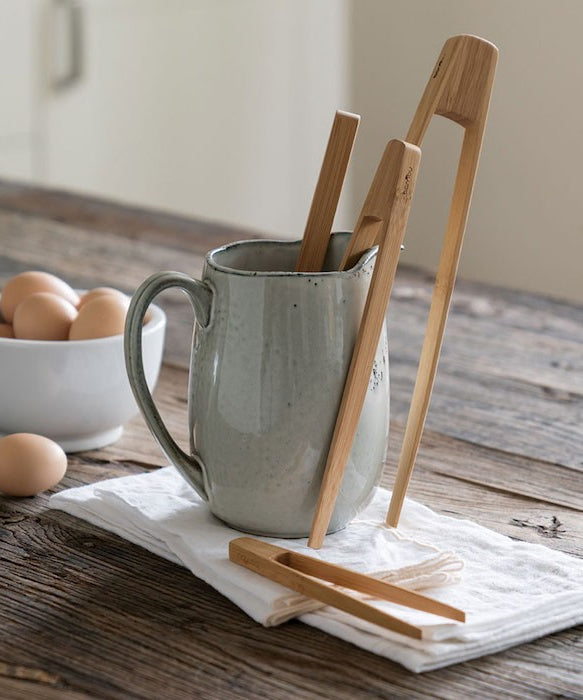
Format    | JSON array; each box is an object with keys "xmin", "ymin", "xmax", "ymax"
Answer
[
  {"xmin": 78, "ymin": 287, "xmax": 129, "ymax": 310},
  {"xmin": 0, "ymin": 323, "xmax": 14, "ymax": 338},
  {"xmin": 0, "ymin": 433, "xmax": 67, "ymax": 497},
  {"xmin": 13, "ymin": 292, "xmax": 78, "ymax": 340},
  {"xmin": 0, "ymin": 271, "xmax": 79, "ymax": 323},
  {"xmin": 69, "ymin": 294, "xmax": 129, "ymax": 340}
]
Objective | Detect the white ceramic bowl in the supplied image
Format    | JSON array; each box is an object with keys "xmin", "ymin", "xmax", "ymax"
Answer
[{"xmin": 0, "ymin": 300, "xmax": 166, "ymax": 452}]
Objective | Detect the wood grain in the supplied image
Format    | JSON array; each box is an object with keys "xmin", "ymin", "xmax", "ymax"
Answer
[{"xmin": 0, "ymin": 183, "xmax": 581, "ymax": 698}]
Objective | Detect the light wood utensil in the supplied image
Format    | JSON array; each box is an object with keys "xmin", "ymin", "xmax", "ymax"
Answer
[
  {"xmin": 295, "ymin": 110, "xmax": 360, "ymax": 272},
  {"xmin": 230, "ymin": 536, "xmax": 465, "ymax": 639},
  {"xmin": 308, "ymin": 140, "xmax": 421, "ymax": 548},
  {"xmin": 386, "ymin": 35, "xmax": 498, "ymax": 527}
]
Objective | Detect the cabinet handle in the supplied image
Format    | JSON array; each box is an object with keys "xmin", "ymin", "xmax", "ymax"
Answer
[{"xmin": 52, "ymin": 0, "xmax": 83, "ymax": 91}]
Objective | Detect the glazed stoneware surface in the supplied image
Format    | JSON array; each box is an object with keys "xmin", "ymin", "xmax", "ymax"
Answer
[{"xmin": 125, "ymin": 233, "xmax": 389, "ymax": 536}]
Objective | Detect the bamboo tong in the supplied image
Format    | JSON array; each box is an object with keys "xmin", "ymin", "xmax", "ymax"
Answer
[
  {"xmin": 229, "ymin": 537, "xmax": 465, "ymax": 639},
  {"xmin": 386, "ymin": 35, "xmax": 498, "ymax": 527},
  {"xmin": 309, "ymin": 34, "xmax": 498, "ymax": 545},
  {"xmin": 308, "ymin": 140, "xmax": 421, "ymax": 547},
  {"xmin": 295, "ymin": 110, "xmax": 360, "ymax": 273}
]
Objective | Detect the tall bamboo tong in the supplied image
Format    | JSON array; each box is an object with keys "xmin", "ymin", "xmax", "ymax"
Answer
[
  {"xmin": 386, "ymin": 35, "xmax": 498, "ymax": 527},
  {"xmin": 308, "ymin": 35, "xmax": 498, "ymax": 546}
]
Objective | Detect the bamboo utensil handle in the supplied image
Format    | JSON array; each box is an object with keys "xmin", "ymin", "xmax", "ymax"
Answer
[
  {"xmin": 309, "ymin": 140, "xmax": 421, "ymax": 548},
  {"xmin": 387, "ymin": 35, "xmax": 498, "ymax": 527},
  {"xmin": 295, "ymin": 111, "xmax": 360, "ymax": 272}
]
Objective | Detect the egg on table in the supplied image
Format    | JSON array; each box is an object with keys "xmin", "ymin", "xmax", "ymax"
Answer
[
  {"xmin": 0, "ymin": 433, "xmax": 67, "ymax": 497},
  {"xmin": 0, "ymin": 323, "xmax": 14, "ymax": 338},
  {"xmin": 0, "ymin": 271, "xmax": 79, "ymax": 323}
]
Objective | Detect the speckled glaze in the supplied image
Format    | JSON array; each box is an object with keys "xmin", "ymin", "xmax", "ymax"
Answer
[{"xmin": 125, "ymin": 233, "xmax": 389, "ymax": 537}]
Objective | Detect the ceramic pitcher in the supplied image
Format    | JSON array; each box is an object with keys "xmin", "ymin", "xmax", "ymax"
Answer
[{"xmin": 124, "ymin": 233, "xmax": 389, "ymax": 537}]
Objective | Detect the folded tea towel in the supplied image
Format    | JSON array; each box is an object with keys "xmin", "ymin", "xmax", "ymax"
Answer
[
  {"xmin": 49, "ymin": 467, "xmax": 583, "ymax": 673},
  {"xmin": 49, "ymin": 468, "xmax": 462, "ymax": 625}
]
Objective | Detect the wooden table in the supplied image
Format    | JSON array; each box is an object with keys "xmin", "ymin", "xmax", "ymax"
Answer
[{"xmin": 0, "ymin": 181, "xmax": 581, "ymax": 699}]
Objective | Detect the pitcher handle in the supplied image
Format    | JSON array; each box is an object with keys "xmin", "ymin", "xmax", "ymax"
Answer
[{"xmin": 124, "ymin": 271, "xmax": 213, "ymax": 500}]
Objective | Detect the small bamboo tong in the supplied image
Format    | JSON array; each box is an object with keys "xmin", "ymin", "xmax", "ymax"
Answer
[{"xmin": 230, "ymin": 537, "xmax": 465, "ymax": 639}]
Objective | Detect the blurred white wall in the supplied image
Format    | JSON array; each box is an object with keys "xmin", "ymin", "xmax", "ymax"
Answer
[
  {"xmin": 1, "ymin": 1, "xmax": 582, "ymax": 302},
  {"xmin": 350, "ymin": 0, "xmax": 583, "ymax": 303},
  {"xmin": 38, "ymin": 0, "xmax": 352, "ymax": 238},
  {"xmin": 0, "ymin": 1, "xmax": 38, "ymax": 178}
]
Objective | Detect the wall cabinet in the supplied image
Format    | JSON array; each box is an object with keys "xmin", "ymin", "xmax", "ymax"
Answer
[{"xmin": 0, "ymin": 0, "xmax": 350, "ymax": 238}]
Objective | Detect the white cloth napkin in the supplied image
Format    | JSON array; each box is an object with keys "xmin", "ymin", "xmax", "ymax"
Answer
[
  {"xmin": 49, "ymin": 467, "xmax": 583, "ymax": 673},
  {"xmin": 48, "ymin": 468, "xmax": 462, "ymax": 624}
]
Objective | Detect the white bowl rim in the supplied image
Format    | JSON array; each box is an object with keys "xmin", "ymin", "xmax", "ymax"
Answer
[{"xmin": 0, "ymin": 297, "xmax": 165, "ymax": 348}]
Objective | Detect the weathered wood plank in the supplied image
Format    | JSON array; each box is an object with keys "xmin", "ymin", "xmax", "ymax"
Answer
[
  {"xmin": 0, "ymin": 677, "xmax": 89, "ymax": 700},
  {"xmin": 1, "ymin": 184, "xmax": 582, "ymax": 698},
  {"xmin": 387, "ymin": 281, "xmax": 583, "ymax": 470},
  {"xmin": 2, "ymin": 503, "xmax": 581, "ymax": 700},
  {"xmin": 3, "ymin": 209, "xmax": 580, "ymax": 469},
  {"xmin": 0, "ymin": 178, "xmax": 260, "ymax": 249},
  {"xmin": 392, "ymin": 427, "xmax": 583, "ymax": 513},
  {"xmin": 2, "ymin": 365, "xmax": 580, "ymax": 697}
]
